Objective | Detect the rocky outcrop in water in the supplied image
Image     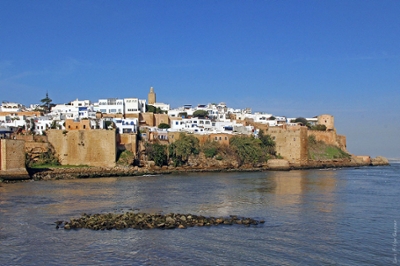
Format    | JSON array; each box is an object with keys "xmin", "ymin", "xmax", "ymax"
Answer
[{"xmin": 57, "ymin": 212, "xmax": 265, "ymax": 230}]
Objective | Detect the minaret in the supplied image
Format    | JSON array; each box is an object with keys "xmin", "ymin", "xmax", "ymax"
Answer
[{"xmin": 148, "ymin": 87, "xmax": 156, "ymax": 105}]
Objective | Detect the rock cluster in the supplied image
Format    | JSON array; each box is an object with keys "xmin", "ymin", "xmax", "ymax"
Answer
[{"xmin": 57, "ymin": 212, "xmax": 264, "ymax": 230}]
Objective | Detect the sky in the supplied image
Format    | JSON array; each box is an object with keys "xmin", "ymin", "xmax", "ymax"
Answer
[{"xmin": 1, "ymin": 0, "xmax": 399, "ymax": 158}]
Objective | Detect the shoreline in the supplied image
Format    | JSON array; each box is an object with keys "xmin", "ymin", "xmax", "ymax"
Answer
[{"xmin": 0, "ymin": 157, "xmax": 389, "ymax": 182}]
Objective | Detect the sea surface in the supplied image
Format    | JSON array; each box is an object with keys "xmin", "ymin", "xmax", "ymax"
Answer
[{"xmin": 1, "ymin": 163, "xmax": 399, "ymax": 265}]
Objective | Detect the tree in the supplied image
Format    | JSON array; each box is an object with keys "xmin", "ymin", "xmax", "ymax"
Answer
[
  {"xmin": 146, "ymin": 104, "xmax": 163, "ymax": 114},
  {"xmin": 178, "ymin": 112, "xmax": 187, "ymax": 118},
  {"xmin": 169, "ymin": 133, "xmax": 199, "ymax": 166},
  {"xmin": 310, "ymin": 124, "xmax": 327, "ymax": 131},
  {"xmin": 293, "ymin": 117, "xmax": 309, "ymax": 127},
  {"xmin": 158, "ymin": 123, "xmax": 170, "ymax": 129},
  {"xmin": 229, "ymin": 135, "xmax": 264, "ymax": 166},
  {"xmin": 201, "ymin": 140, "xmax": 219, "ymax": 158},
  {"xmin": 146, "ymin": 143, "xmax": 168, "ymax": 166},
  {"xmin": 40, "ymin": 92, "xmax": 53, "ymax": 113},
  {"xmin": 258, "ymin": 129, "xmax": 276, "ymax": 155},
  {"xmin": 193, "ymin": 110, "xmax": 209, "ymax": 118}
]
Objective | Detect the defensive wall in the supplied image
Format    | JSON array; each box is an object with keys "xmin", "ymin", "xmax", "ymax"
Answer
[
  {"xmin": 118, "ymin": 133, "xmax": 138, "ymax": 155},
  {"xmin": 0, "ymin": 139, "xmax": 29, "ymax": 179},
  {"xmin": 307, "ymin": 130, "xmax": 347, "ymax": 151},
  {"xmin": 47, "ymin": 129, "xmax": 117, "ymax": 168},
  {"xmin": 139, "ymin": 113, "xmax": 169, "ymax": 127},
  {"xmin": 265, "ymin": 126, "xmax": 309, "ymax": 166}
]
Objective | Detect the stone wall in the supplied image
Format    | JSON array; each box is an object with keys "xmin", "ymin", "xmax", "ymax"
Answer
[
  {"xmin": 154, "ymin": 114, "xmax": 169, "ymax": 127},
  {"xmin": 308, "ymin": 130, "xmax": 347, "ymax": 151},
  {"xmin": 65, "ymin": 119, "xmax": 91, "ymax": 130},
  {"xmin": 47, "ymin": 129, "xmax": 117, "ymax": 168},
  {"xmin": 0, "ymin": 139, "xmax": 29, "ymax": 179},
  {"xmin": 119, "ymin": 133, "xmax": 138, "ymax": 155},
  {"xmin": 266, "ymin": 126, "xmax": 308, "ymax": 166},
  {"xmin": 317, "ymin": 114, "xmax": 334, "ymax": 131},
  {"xmin": 139, "ymin": 113, "xmax": 155, "ymax": 126}
]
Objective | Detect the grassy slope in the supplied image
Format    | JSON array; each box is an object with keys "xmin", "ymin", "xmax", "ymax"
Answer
[{"xmin": 308, "ymin": 140, "xmax": 351, "ymax": 160}]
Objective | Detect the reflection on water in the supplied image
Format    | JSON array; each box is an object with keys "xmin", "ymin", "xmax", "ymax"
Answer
[{"xmin": 0, "ymin": 165, "xmax": 399, "ymax": 266}]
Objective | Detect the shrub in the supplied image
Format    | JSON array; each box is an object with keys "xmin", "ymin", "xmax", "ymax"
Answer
[
  {"xmin": 310, "ymin": 124, "xmax": 327, "ymax": 131},
  {"xmin": 158, "ymin": 123, "xmax": 170, "ymax": 129},
  {"xmin": 193, "ymin": 110, "xmax": 209, "ymax": 118},
  {"xmin": 117, "ymin": 150, "xmax": 135, "ymax": 166}
]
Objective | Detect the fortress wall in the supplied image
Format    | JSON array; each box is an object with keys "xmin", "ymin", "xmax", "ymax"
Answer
[
  {"xmin": 119, "ymin": 133, "xmax": 138, "ymax": 155},
  {"xmin": 308, "ymin": 130, "xmax": 337, "ymax": 145},
  {"xmin": 308, "ymin": 130, "xmax": 347, "ymax": 151},
  {"xmin": 154, "ymin": 114, "xmax": 170, "ymax": 127},
  {"xmin": 337, "ymin": 135, "xmax": 347, "ymax": 151},
  {"xmin": 47, "ymin": 129, "xmax": 116, "ymax": 168},
  {"xmin": 139, "ymin": 113, "xmax": 155, "ymax": 126},
  {"xmin": 266, "ymin": 127, "xmax": 308, "ymax": 166},
  {"xmin": 0, "ymin": 139, "xmax": 26, "ymax": 171}
]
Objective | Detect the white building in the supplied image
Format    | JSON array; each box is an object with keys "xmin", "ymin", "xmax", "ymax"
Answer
[
  {"xmin": 1, "ymin": 102, "xmax": 25, "ymax": 112},
  {"xmin": 113, "ymin": 118, "xmax": 138, "ymax": 134},
  {"xmin": 96, "ymin": 98, "xmax": 124, "ymax": 114},
  {"xmin": 124, "ymin": 98, "xmax": 146, "ymax": 114}
]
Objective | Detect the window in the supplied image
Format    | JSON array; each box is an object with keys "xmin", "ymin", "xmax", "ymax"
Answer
[{"xmin": 215, "ymin": 137, "xmax": 218, "ymax": 140}]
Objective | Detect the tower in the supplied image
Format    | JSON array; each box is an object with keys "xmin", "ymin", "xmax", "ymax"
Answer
[{"xmin": 148, "ymin": 87, "xmax": 156, "ymax": 105}]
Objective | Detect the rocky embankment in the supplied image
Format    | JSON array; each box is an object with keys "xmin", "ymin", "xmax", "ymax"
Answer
[
  {"xmin": 58, "ymin": 212, "xmax": 264, "ymax": 230},
  {"xmin": 8, "ymin": 155, "xmax": 388, "ymax": 182}
]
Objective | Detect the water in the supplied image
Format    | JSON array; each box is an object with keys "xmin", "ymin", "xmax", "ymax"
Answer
[{"xmin": 1, "ymin": 163, "xmax": 399, "ymax": 265}]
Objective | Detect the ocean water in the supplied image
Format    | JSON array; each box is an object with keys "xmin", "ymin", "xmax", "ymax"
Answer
[{"xmin": 0, "ymin": 163, "xmax": 399, "ymax": 265}]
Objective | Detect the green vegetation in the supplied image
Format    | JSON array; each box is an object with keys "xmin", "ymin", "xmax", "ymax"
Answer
[
  {"xmin": 169, "ymin": 133, "xmax": 199, "ymax": 166},
  {"xmin": 40, "ymin": 92, "xmax": 53, "ymax": 113},
  {"xmin": 116, "ymin": 150, "xmax": 135, "ymax": 166},
  {"xmin": 158, "ymin": 123, "xmax": 170, "ymax": 129},
  {"xmin": 308, "ymin": 135, "xmax": 351, "ymax": 160},
  {"xmin": 146, "ymin": 105, "xmax": 164, "ymax": 114},
  {"xmin": 26, "ymin": 150, "xmax": 60, "ymax": 168},
  {"xmin": 229, "ymin": 135, "xmax": 267, "ymax": 165},
  {"xmin": 145, "ymin": 143, "xmax": 168, "ymax": 166},
  {"xmin": 178, "ymin": 112, "xmax": 187, "ymax": 118},
  {"xmin": 258, "ymin": 129, "xmax": 276, "ymax": 155},
  {"xmin": 201, "ymin": 140, "xmax": 219, "ymax": 158},
  {"xmin": 293, "ymin": 117, "xmax": 309, "ymax": 126},
  {"xmin": 193, "ymin": 110, "xmax": 209, "ymax": 118},
  {"xmin": 309, "ymin": 124, "xmax": 327, "ymax": 131}
]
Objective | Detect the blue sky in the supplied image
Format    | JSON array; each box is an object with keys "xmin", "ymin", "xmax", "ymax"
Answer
[{"xmin": 1, "ymin": 0, "xmax": 399, "ymax": 158}]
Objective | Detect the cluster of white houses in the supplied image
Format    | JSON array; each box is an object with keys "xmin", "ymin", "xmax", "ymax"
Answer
[{"xmin": 0, "ymin": 87, "xmax": 319, "ymax": 138}]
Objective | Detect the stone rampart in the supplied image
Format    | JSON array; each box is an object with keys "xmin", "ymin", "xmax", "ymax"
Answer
[
  {"xmin": 0, "ymin": 139, "xmax": 29, "ymax": 179},
  {"xmin": 266, "ymin": 126, "xmax": 308, "ymax": 166},
  {"xmin": 308, "ymin": 130, "xmax": 347, "ymax": 151},
  {"xmin": 47, "ymin": 129, "xmax": 117, "ymax": 168}
]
